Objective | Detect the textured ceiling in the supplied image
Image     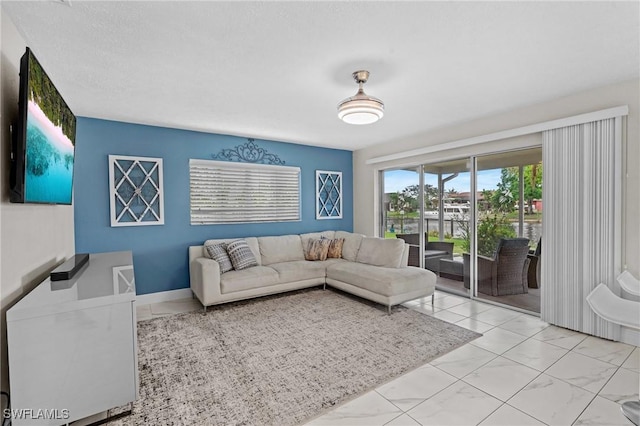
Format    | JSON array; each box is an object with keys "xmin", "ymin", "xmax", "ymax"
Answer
[{"xmin": 3, "ymin": 1, "xmax": 639, "ymax": 151}]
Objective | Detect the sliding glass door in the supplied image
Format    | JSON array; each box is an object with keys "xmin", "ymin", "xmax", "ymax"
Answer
[
  {"xmin": 380, "ymin": 162, "xmax": 471, "ymax": 297},
  {"xmin": 379, "ymin": 147, "xmax": 543, "ymax": 314},
  {"xmin": 422, "ymin": 160, "xmax": 471, "ymax": 297},
  {"xmin": 474, "ymin": 148, "xmax": 542, "ymax": 312},
  {"xmin": 381, "ymin": 168, "xmax": 421, "ymax": 239}
]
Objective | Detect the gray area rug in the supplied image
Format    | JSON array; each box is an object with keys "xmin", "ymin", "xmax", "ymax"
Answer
[{"xmin": 112, "ymin": 288, "xmax": 480, "ymax": 425}]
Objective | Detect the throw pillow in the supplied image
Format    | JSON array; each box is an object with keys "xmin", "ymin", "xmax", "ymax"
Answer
[
  {"xmin": 305, "ymin": 238, "xmax": 330, "ymax": 261},
  {"xmin": 226, "ymin": 239, "xmax": 258, "ymax": 270},
  {"xmin": 205, "ymin": 242, "xmax": 234, "ymax": 273},
  {"xmin": 325, "ymin": 238, "xmax": 345, "ymax": 259}
]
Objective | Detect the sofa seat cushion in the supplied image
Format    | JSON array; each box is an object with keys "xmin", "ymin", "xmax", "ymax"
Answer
[
  {"xmin": 322, "ymin": 258, "xmax": 348, "ymax": 267},
  {"xmin": 269, "ymin": 261, "xmax": 327, "ymax": 283},
  {"xmin": 220, "ymin": 266, "xmax": 280, "ymax": 294},
  {"xmin": 327, "ymin": 263, "xmax": 432, "ymax": 297}
]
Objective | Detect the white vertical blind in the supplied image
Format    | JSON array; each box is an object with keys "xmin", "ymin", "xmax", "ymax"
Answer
[
  {"xmin": 541, "ymin": 118, "xmax": 622, "ymax": 340},
  {"xmin": 190, "ymin": 159, "xmax": 301, "ymax": 225}
]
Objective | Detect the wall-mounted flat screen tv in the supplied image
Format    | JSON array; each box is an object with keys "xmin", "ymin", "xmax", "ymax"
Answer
[{"xmin": 10, "ymin": 47, "xmax": 76, "ymax": 205}]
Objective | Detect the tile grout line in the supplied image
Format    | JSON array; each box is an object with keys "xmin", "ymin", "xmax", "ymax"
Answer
[
  {"xmin": 502, "ymin": 401, "xmax": 553, "ymax": 426},
  {"xmin": 374, "ymin": 388, "xmax": 413, "ymax": 415},
  {"xmin": 568, "ymin": 390, "xmax": 602, "ymax": 425},
  {"xmin": 429, "ymin": 351, "xmax": 499, "ymax": 382},
  {"xmin": 496, "ymin": 332, "xmax": 629, "ymax": 425},
  {"xmin": 396, "ymin": 376, "xmax": 470, "ymax": 418},
  {"xmin": 433, "ymin": 312, "xmax": 598, "ymax": 425},
  {"xmin": 381, "ymin": 411, "xmax": 405, "ymax": 426},
  {"xmin": 459, "ymin": 379, "xmax": 542, "ymax": 425},
  {"xmin": 436, "ymin": 307, "xmax": 637, "ymax": 424},
  {"xmin": 591, "ymin": 362, "xmax": 630, "ymax": 405},
  {"xmin": 474, "ymin": 402, "xmax": 511, "ymax": 426}
]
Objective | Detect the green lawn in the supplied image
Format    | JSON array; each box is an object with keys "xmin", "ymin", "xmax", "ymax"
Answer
[
  {"xmin": 386, "ymin": 211, "xmax": 420, "ymax": 219},
  {"xmin": 433, "ymin": 237, "xmax": 466, "ymax": 255}
]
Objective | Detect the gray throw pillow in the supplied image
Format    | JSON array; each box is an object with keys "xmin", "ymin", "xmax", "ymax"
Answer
[
  {"xmin": 205, "ymin": 242, "xmax": 233, "ymax": 273},
  {"xmin": 227, "ymin": 239, "xmax": 258, "ymax": 270}
]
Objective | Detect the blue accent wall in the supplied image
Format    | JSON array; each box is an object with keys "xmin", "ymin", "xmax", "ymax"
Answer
[{"xmin": 74, "ymin": 118, "xmax": 353, "ymax": 295}]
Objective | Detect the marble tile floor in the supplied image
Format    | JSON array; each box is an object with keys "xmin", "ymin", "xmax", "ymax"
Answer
[{"xmin": 135, "ymin": 291, "xmax": 639, "ymax": 426}]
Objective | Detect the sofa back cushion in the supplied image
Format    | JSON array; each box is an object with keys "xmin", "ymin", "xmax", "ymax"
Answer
[
  {"xmin": 258, "ymin": 235, "xmax": 305, "ymax": 265},
  {"xmin": 335, "ymin": 231, "xmax": 364, "ymax": 262},
  {"xmin": 356, "ymin": 237, "xmax": 406, "ymax": 268},
  {"xmin": 203, "ymin": 237, "xmax": 261, "ymax": 265}
]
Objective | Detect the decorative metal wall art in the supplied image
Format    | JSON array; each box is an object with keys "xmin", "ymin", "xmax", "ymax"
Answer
[
  {"xmin": 109, "ymin": 155, "xmax": 164, "ymax": 227},
  {"xmin": 316, "ymin": 170, "xmax": 342, "ymax": 219},
  {"xmin": 211, "ymin": 138, "xmax": 285, "ymax": 165}
]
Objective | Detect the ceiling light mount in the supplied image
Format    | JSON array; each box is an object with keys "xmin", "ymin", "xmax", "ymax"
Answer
[
  {"xmin": 352, "ymin": 70, "xmax": 370, "ymax": 86},
  {"xmin": 338, "ymin": 70, "xmax": 384, "ymax": 125}
]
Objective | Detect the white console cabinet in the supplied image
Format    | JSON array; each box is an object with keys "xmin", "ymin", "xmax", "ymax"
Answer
[{"xmin": 6, "ymin": 251, "xmax": 138, "ymax": 425}]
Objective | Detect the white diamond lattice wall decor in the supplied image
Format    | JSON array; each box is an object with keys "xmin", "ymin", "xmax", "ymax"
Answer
[
  {"xmin": 109, "ymin": 155, "xmax": 164, "ymax": 227},
  {"xmin": 112, "ymin": 265, "xmax": 135, "ymax": 294},
  {"xmin": 316, "ymin": 170, "xmax": 342, "ymax": 220}
]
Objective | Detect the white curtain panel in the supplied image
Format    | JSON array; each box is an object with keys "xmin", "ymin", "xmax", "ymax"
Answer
[{"xmin": 541, "ymin": 118, "xmax": 622, "ymax": 340}]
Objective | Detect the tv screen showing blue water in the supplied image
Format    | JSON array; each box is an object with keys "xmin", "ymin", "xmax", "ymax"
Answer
[{"xmin": 24, "ymin": 51, "xmax": 76, "ymax": 204}]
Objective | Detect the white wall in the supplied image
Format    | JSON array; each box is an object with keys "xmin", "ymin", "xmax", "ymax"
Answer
[
  {"xmin": 353, "ymin": 79, "xmax": 639, "ymax": 280},
  {"xmin": 0, "ymin": 11, "xmax": 75, "ymax": 393}
]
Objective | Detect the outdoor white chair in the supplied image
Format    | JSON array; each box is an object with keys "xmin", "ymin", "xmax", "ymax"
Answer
[
  {"xmin": 586, "ymin": 283, "xmax": 640, "ymax": 330},
  {"xmin": 618, "ymin": 270, "xmax": 640, "ymax": 297},
  {"xmin": 586, "ymin": 271, "xmax": 640, "ymax": 425}
]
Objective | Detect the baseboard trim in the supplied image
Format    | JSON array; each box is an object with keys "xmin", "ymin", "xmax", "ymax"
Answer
[{"xmin": 136, "ymin": 288, "xmax": 192, "ymax": 306}]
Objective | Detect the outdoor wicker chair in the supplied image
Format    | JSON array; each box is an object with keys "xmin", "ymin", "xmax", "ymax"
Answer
[
  {"xmin": 527, "ymin": 238, "xmax": 541, "ymax": 289},
  {"xmin": 463, "ymin": 238, "xmax": 531, "ymax": 296},
  {"xmin": 396, "ymin": 233, "xmax": 453, "ymax": 272}
]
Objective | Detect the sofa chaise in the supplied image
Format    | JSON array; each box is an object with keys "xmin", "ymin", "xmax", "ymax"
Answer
[{"xmin": 189, "ymin": 230, "xmax": 436, "ymax": 313}]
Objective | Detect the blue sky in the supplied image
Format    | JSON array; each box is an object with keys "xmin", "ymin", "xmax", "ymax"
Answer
[{"xmin": 384, "ymin": 169, "xmax": 503, "ymax": 193}]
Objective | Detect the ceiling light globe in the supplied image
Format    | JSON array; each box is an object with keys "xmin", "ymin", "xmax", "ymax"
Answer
[
  {"xmin": 337, "ymin": 70, "xmax": 384, "ymax": 125},
  {"xmin": 337, "ymin": 98, "xmax": 384, "ymax": 125}
]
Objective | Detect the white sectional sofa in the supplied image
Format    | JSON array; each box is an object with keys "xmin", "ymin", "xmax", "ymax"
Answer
[{"xmin": 188, "ymin": 230, "xmax": 436, "ymax": 313}]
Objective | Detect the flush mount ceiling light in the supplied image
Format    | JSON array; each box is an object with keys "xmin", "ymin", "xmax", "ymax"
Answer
[{"xmin": 337, "ymin": 70, "xmax": 384, "ymax": 125}]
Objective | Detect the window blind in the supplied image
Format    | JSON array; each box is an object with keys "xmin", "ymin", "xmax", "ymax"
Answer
[
  {"xmin": 541, "ymin": 117, "xmax": 622, "ymax": 340},
  {"xmin": 190, "ymin": 159, "xmax": 301, "ymax": 225}
]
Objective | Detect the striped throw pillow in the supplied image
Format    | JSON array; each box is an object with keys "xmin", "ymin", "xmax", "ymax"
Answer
[
  {"xmin": 227, "ymin": 239, "xmax": 258, "ymax": 270},
  {"xmin": 321, "ymin": 236, "xmax": 345, "ymax": 259},
  {"xmin": 326, "ymin": 238, "xmax": 345, "ymax": 259},
  {"xmin": 205, "ymin": 242, "xmax": 233, "ymax": 273},
  {"xmin": 305, "ymin": 238, "xmax": 330, "ymax": 261}
]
